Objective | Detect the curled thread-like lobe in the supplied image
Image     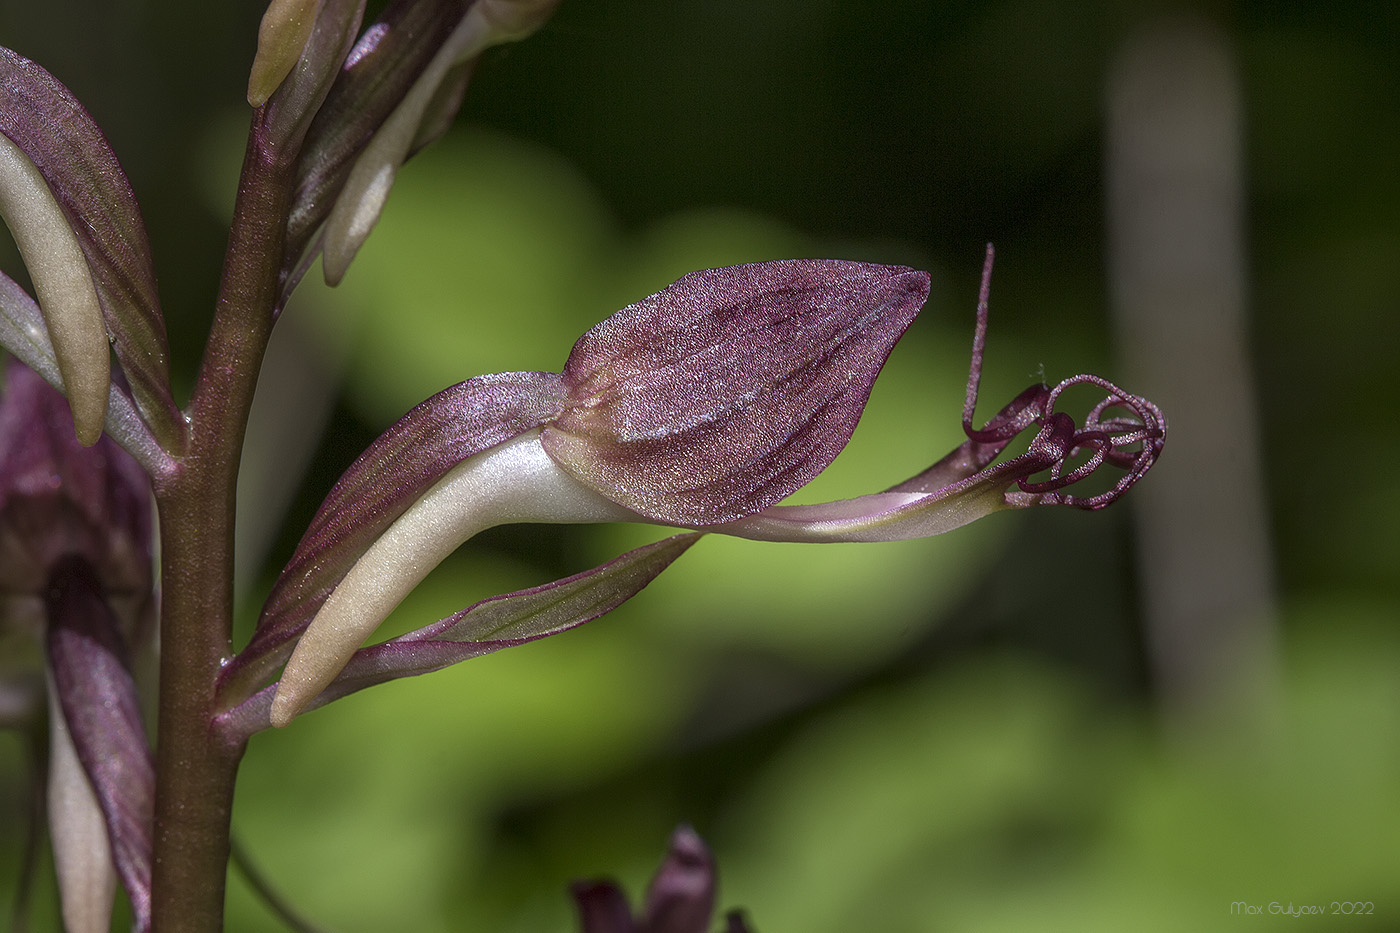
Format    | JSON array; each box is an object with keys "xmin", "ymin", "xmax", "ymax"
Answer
[
  {"xmin": 544, "ymin": 260, "xmax": 930, "ymax": 525},
  {"xmin": 957, "ymin": 244, "xmax": 1165, "ymax": 511}
]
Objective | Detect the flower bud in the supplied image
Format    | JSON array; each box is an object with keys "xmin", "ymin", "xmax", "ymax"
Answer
[
  {"xmin": 248, "ymin": 0, "xmax": 325, "ymax": 107},
  {"xmin": 307, "ymin": 0, "xmax": 565, "ymax": 285}
]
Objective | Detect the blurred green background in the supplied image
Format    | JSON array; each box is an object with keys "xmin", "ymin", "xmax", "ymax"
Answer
[{"xmin": 2, "ymin": 1, "xmax": 1398, "ymax": 930}]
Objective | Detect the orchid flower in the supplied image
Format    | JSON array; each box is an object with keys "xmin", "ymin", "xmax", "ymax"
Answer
[
  {"xmin": 0, "ymin": 360, "xmax": 156, "ymax": 932},
  {"xmin": 571, "ymin": 825, "xmax": 752, "ymax": 933},
  {"xmin": 207, "ymin": 248, "xmax": 1163, "ymax": 734}
]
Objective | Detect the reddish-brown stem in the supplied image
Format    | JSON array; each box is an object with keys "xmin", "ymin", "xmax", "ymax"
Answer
[{"xmin": 148, "ymin": 119, "xmax": 294, "ymax": 933}]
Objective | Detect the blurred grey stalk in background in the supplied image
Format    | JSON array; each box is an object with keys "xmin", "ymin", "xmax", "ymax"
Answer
[{"xmin": 1106, "ymin": 18, "xmax": 1280, "ymax": 727}]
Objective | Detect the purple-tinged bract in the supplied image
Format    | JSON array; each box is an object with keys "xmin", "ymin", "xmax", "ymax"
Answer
[
  {"xmin": 0, "ymin": 47, "xmax": 180, "ymax": 448},
  {"xmin": 224, "ymin": 370, "xmax": 568, "ymax": 700}
]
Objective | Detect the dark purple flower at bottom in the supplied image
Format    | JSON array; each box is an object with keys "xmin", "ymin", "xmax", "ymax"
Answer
[
  {"xmin": 572, "ymin": 826, "xmax": 753, "ymax": 933},
  {"xmin": 0, "ymin": 360, "xmax": 155, "ymax": 932}
]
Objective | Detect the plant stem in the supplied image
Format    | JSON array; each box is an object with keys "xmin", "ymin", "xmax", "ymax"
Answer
[{"xmin": 149, "ymin": 121, "xmax": 293, "ymax": 933}]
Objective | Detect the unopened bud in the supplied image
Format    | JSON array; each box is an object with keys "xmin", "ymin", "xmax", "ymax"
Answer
[
  {"xmin": 248, "ymin": 0, "xmax": 325, "ymax": 107},
  {"xmin": 318, "ymin": 0, "xmax": 563, "ymax": 284}
]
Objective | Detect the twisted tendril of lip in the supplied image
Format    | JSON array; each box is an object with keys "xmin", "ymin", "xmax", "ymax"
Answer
[{"xmin": 959, "ymin": 244, "xmax": 1166, "ymax": 511}]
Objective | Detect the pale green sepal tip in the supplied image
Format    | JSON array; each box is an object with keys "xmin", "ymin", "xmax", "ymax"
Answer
[
  {"xmin": 46, "ymin": 678, "xmax": 118, "ymax": 933},
  {"xmin": 247, "ymin": 0, "xmax": 323, "ymax": 107},
  {"xmin": 474, "ymin": 0, "xmax": 563, "ymax": 46},
  {"xmin": 0, "ymin": 134, "xmax": 110, "ymax": 446}
]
